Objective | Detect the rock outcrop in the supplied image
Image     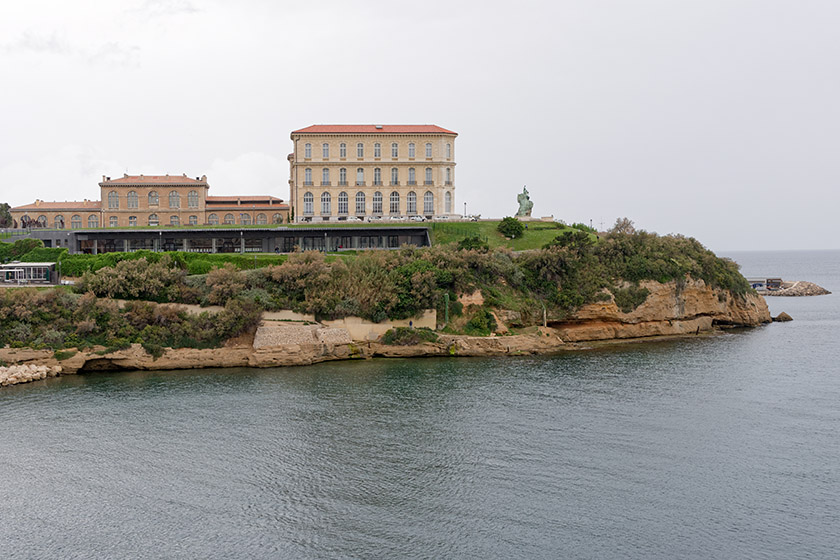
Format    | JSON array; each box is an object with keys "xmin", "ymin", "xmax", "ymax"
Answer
[
  {"xmin": 1, "ymin": 364, "xmax": 61, "ymax": 386},
  {"xmin": 773, "ymin": 312, "xmax": 793, "ymax": 322},
  {"xmin": 766, "ymin": 281, "xmax": 831, "ymax": 297}
]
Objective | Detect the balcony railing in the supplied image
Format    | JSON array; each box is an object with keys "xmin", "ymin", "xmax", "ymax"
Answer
[
  {"xmin": 391, "ymin": 181, "xmax": 400, "ymax": 186},
  {"xmin": 356, "ymin": 181, "xmax": 366, "ymax": 186},
  {"xmin": 373, "ymin": 181, "xmax": 383, "ymax": 186},
  {"xmin": 445, "ymin": 181, "xmax": 452, "ymax": 186},
  {"xmin": 407, "ymin": 180, "xmax": 416, "ymax": 185},
  {"xmin": 321, "ymin": 181, "xmax": 331, "ymax": 186},
  {"xmin": 424, "ymin": 181, "xmax": 434, "ymax": 185},
  {"xmin": 304, "ymin": 181, "xmax": 313, "ymax": 186},
  {"xmin": 338, "ymin": 181, "xmax": 348, "ymax": 186}
]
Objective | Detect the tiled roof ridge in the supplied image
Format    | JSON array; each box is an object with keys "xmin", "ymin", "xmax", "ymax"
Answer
[{"xmin": 292, "ymin": 124, "xmax": 457, "ymax": 135}]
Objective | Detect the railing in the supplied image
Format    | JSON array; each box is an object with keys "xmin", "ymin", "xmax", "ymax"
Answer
[
  {"xmin": 321, "ymin": 181, "xmax": 331, "ymax": 186},
  {"xmin": 304, "ymin": 181, "xmax": 314, "ymax": 186},
  {"xmin": 338, "ymin": 181, "xmax": 348, "ymax": 186},
  {"xmin": 391, "ymin": 181, "xmax": 400, "ymax": 185},
  {"xmin": 356, "ymin": 181, "xmax": 366, "ymax": 186},
  {"xmin": 407, "ymin": 181, "xmax": 416, "ymax": 185},
  {"xmin": 424, "ymin": 181, "xmax": 434, "ymax": 185},
  {"xmin": 445, "ymin": 181, "xmax": 452, "ymax": 186}
]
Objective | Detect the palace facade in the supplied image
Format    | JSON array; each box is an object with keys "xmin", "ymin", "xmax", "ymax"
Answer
[
  {"xmin": 10, "ymin": 174, "xmax": 289, "ymax": 229},
  {"xmin": 288, "ymin": 125, "xmax": 457, "ymax": 223}
]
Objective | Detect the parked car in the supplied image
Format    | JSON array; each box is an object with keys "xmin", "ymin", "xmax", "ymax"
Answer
[
  {"xmin": 389, "ymin": 216, "xmax": 406, "ymax": 221},
  {"xmin": 433, "ymin": 215, "xmax": 449, "ymax": 221},
  {"xmin": 411, "ymin": 216, "xmax": 426, "ymax": 222},
  {"xmin": 366, "ymin": 216, "xmax": 382, "ymax": 222},
  {"xmin": 346, "ymin": 216, "xmax": 361, "ymax": 222}
]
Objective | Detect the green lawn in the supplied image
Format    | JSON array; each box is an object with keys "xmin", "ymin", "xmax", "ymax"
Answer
[{"xmin": 428, "ymin": 220, "xmax": 583, "ymax": 250}]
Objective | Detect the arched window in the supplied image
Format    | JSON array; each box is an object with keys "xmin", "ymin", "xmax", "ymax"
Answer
[
  {"xmin": 71, "ymin": 215, "xmax": 82, "ymax": 229},
  {"xmin": 407, "ymin": 191, "xmax": 417, "ymax": 214},
  {"xmin": 446, "ymin": 168, "xmax": 451, "ymax": 185},
  {"xmin": 169, "ymin": 191, "xmax": 180, "ymax": 208},
  {"xmin": 303, "ymin": 191, "xmax": 314, "ymax": 215},
  {"xmin": 54, "ymin": 215, "xmax": 65, "ymax": 229},
  {"xmin": 425, "ymin": 142, "xmax": 432, "ymax": 158},
  {"xmin": 240, "ymin": 213, "xmax": 251, "ymax": 225},
  {"xmin": 322, "ymin": 143, "xmax": 329, "ymax": 158},
  {"xmin": 424, "ymin": 191, "xmax": 434, "ymax": 215},
  {"xmin": 408, "ymin": 168, "xmax": 416, "ymax": 185},
  {"xmin": 356, "ymin": 142, "xmax": 364, "ymax": 158},
  {"xmin": 129, "ymin": 216, "xmax": 138, "ymax": 226},
  {"xmin": 374, "ymin": 143, "xmax": 381, "ymax": 158},
  {"xmin": 355, "ymin": 192, "xmax": 366, "ymax": 214},
  {"xmin": 391, "ymin": 168, "xmax": 399, "ymax": 185},
  {"xmin": 338, "ymin": 191, "xmax": 348, "ymax": 214},
  {"xmin": 37, "ymin": 215, "xmax": 47, "ymax": 227},
  {"xmin": 321, "ymin": 192, "xmax": 331, "ymax": 215},
  {"xmin": 127, "ymin": 191, "xmax": 138, "ymax": 208},
  {"xmin": 304, "ymin": 143, "xmax": 312, "ymax": 158},
  {"xmin": 148, "ymin": 214, "xmax": 159, "ymax": 226},
  {"xmin": 374, "ymin": 167, "xmax": 382, "ymax": 185},
  {"xmin": 272, "ymin": 213, "xmax": 283, "ymax": 224},
  {"xmin": 304, "ymin": 168, "xmax": 312, "ymax": 185},
  {"xmin": 372, "ymin": 191, "xmax": 383, "ymax": 214},
  {"xmin": 356, "ymin": 168, "xmax": 364, "ymax": 185},
  {"xmin": 109, "ymin": 216, "xmax": 118, "ymax": 227},
  {"xmin": 148, "ymin": 191, "xmax": 159, "ymax": 206},
  {"xmin": 389, "ymin": 191, "xmax": 400, "ymax": 214},
  {"xmin": 188, "ymin": 190, "xmax": 199, "ymax": 208},
  {"xmin": 425, "ymin": 167, "xmax": 433, "ymax": 184},
  {"xmin": 170, "ymin": 215, "xmax": 180, "ymax": 226},
  {"xmin": 208, "ymin": 213, "xmax": 219, "ymax": 225},
  {"xmin": 445, "ymin": 192, "xmax": 452, "ymax": 214},
  {"xmin": 340, "ymin": 142, "xmax": 346, "ymax": 158},
  {"xmin": 88, "ymin": 215, "xmax": 99, "ymax": 228},
  {"xmin": 108, "ymin": 191, "xmax": 119, "ymax": 209},
  {"xmin": 447, "ymin": 143, "xmax": 451, "ymax": 158},
  {"xmin": 188, "ymin": 215, "xmax": 197, "ymax": 225},
  {"xmin": 256, "ymin": 213, "xmax": 267, "ymax": 225},
  {"xmin": 322, "ymin": 168, "xmax": 330, "ymax": 185},
  {"xmin": 339, "ymin": 167, "xmax": 347, "ymax": 185},
  {"xmin": 391, "ymin": 142, "xmax": 398, "ymax": 158},
  {"xmin": 408, "ymin": 143, "xmax": 415, "ymax": 158},
  {"xmin": 224, "ymin": 213, "xmax": 235, "ymax": 225}
]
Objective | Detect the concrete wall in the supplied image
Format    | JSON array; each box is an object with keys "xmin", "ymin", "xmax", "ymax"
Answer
[
  {"xmin": 323, "ymin": 309, "xmax": 437, "ymax": 341},
  {"xmin": 262, "ymin": 310, "xmax": 316, "ymax": 322}
]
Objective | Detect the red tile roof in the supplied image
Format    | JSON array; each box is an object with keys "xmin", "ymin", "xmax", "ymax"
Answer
[
  {"xmin": 206, "ymin": 196, "xmax": 284, "ymax": 203},
  {"xmin": 12, "ymin": 200, "xmax": 101, "ymax": 211},
  {"xmin": 101, "ymin": 174, "xmax": 207, "ymax": 185},
  {"xmin": 292, "ymin": 124, "xmax": 457, "ymax": 135}
]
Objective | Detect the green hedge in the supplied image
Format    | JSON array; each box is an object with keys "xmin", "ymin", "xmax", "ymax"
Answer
[{"xmin": 56, "ymin": 250, "xmax": 287, "ymax": 277}]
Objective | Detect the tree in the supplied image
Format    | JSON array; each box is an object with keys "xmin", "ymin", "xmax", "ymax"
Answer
[
  {"xmin": 497, "ymin": 216, "xmax": 524, "ymax": 238},
  {"xmin": 609, "ymin": 217, "xmax": 636, "ymax": 235},
  {"xmin": 457, "ymin": 235, "xmax": 489, "ymax": 252},
  {"xmin": 0, "ymin": 203, "xmax": 12, "ymax": 228},
  {"xmin": 543, "ymin": 230, "xmax": 595, "ymax": 253}
]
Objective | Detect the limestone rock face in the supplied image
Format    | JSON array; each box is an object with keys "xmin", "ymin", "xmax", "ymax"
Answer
[
  {"xmin": 773, "ymin": 312, "xmax": 793, "ymax": 322},
  {"xmin": 551, "ymin": 278, "xmax": 770, "ymax": 342}
]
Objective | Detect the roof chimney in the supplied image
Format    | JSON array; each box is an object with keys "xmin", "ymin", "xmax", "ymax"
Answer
[
  {"xmin": 201, "ymin": 175, "xmax": 207, "ymax": 182},
  {"xmin": 102, "ymin": 175, "xmax": 106, "ymax": 182},
  {"xmin": 124, "ymin": 173, "xmax": 128, "ymax": 178}
]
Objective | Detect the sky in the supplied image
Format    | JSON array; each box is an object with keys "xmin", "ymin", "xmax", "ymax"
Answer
[{"xmin": 1, "ymin": 0, "xmax": 839, "ymax": 251}]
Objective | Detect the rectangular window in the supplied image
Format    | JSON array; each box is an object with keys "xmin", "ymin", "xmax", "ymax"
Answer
[
  {"xmin": 391, "ymin": 143, "xmax": 398, "ymax": 158},
  {"xmin": 340, "ymin": 143, "xmax": 346, "ymax": 158},
  {"xmin": 426, "ymin": 143, "xmax": 432, "ymax": 158},
  {"xmin": 374, "ymin": 143, "xmax": 381, "ymax": 158},
  {"xmin": 357, "ymin": 143, "xmax": 364, "ymax": 158},
  {"xmin": 322, "ymin": 143, "xmax": 329, "ymax": 158},
  {"xmin": 408, "ymin": 143, "xmax": 415, "ymax": 158},
  {"xmin": 304, "ymin": 143, "xmax": 311, "ymax": 158}
]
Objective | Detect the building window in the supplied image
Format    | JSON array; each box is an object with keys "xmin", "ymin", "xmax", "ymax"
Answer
[
  {"xmin": 374, "ymin": 143, "xmax": 381, "ymax": 158},
  {"xmin": 339, "ymin": 168, "xmax": 347, "ymax": 185},
  {"xmin": 304, "ymin": 143, "xmax": 311, "ymax": 158},
  {"xmin": 188, "ymin": 190, "xmax": 199, "ymax": 208},
  {"xmin": 224, "ymin": 213, "xmax": 235, "ymax": 225},
  {"xmin": 189, "ymin": 215, "xmax": 198, "ymax": 225},
  {"xmin": 88, "ymin": 215, "xmax": 98, "ymax": 228},
  {"xmin": 391, "ymin": 142, "xmax": 398, "ymax": 158},
  {"xmin": 408, "ymin": 168, "xmax": 416, "ymax": 185},
  {"xmin": 272, "ymin": 213, "xmax": 283, "ymax": 224},
  {"xmin": 446, "ymin": 168, "xmax": 451, "ymax": 185},
  {"xmin": 447, "ymin": 143, "xmax": 452, "ymax": 158},
  {"xmin": 54, "ymin": 215, "xmax": 65, "ymax": 229},
  {"xmin": 357, "ymin": 143, "xmax": 364, "ymax": 158},
  {"xmin": 340, "ymin": 143, "xmax": 346, "ymax": 158},
  {"xmin": 408, "ymin": 143, "xmax": 415, "ymax": 158},
  {"xmin": 424, "ymin": 191, "xmax": 434, "ymax": 215},
  {"xmin": 148, "ymin": 214, "xmax": 159, "ymax": 226},
  {"xmin": 208, "ymin": 213, "xmax": 219, "ymax": 225},
  {"xmin": 407, "ymin": 191, "xmax": 417, "ymax": 214},
  {"xmin": 127, "ymin": 191, "xmax": 138, "ymax": 209},
  {"xmin": 240, "ymin": 213, "xmax": 251, "ymax": 225},
  {"xmin": 374, "ymin": 167, "xmax": 382, "ymax": 185},
  {"xmin": 108, "ymin": 191, "xmax": 119, "ymax": 209},
  {"xmin": 322, "ymin": 143, "xmax": 329, "ymax": 158},
  {"xmin": 425, "ymin": 167, "xmax": 433, "ymax": 185},
  {"xmin": 425, "ymin": 143, "xmax": 432, "ymax": 158},
  {"xmin": 129, "ymin": 216, "xmax": 138, "ymax": 227},
  {"xmin": 445, "ymin": 191, "xmax": 452, "ymax": 213},
  {"xmin": 322, "ymin": 168, "xmax": 330, "ymax": 185},
  {"xmin": 109, "ymin": 216, "xmax": 118, "ymax": 227},
  {"xmin": 37, "ymin": 215, "xmax": 47, "ymax": 227},
  {"xmin": 391, "ymin": 168, "xmax": 399, "ymax": 185},
  {"xmin": 170, "ymin": 215, "xmax": 180, "ymax": 226},
  {"xmin": 321, "ymin": 192, "xmax": 331, "ymax": 215},
  {"xmin": 71, "ymin": 215, "xmax": 82, "ymax": 229},
  {"xmin": 373, "ymin": 191, "xmax": 383, "ymax": 214},
  {"xmin": 303, "ymin": 191, "xmax": 314, "ymax": 214},
  {"xmin": 148, "ymin": 191, "xmax": 159, "ymax": 206},
  {"xmin": 304, "ymin": 168, "xmax": 313, "ymax": 186},
  {"xmin": 169, "ymin": 191, "xmax": 180, "ymax": 208},
  {"xmin": 338, "ymin": 191, "xmax": 348, "ymax": 214},
  {"xmin": 356, "ymin": 168, "xmax": 364, "ymax": 185},
  {"xmin": 256, "ymin": 213, "xmax": 266, "ymax": 225},
  {"xmin": 389, "ymin": 191, "xmax": 400, "ymax": 214},
  {"xmin": 355, "ymin": 192, "xmax": 366, "ymax": 214}
]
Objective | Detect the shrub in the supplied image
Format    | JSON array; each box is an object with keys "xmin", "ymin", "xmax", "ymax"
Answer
[
  {"xmin": 611, "ymin": 285, "xmax": 651, "ymax": 313},
  {"xmin": 464, "ymin": 307, "xmax": 497, "ymax": 336},
  {"xmin": 457, "ymin": 236, "xmax": 489, "ymax": 252},
  {"xmin": 381, "ymin": 327, "xmax": 439, "ymax": 345},
  {"xmin": 54, "ymin": 350, "xmax": 77, "ymax": 361},
  {"xmin": 497, "ymin": 217, "xmax": 524, "ymax": 238}
]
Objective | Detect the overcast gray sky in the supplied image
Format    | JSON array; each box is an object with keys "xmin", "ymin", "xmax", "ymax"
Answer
[{"xmin": 2, "ymin": 0, "xmax": 838, "ymax": 251}]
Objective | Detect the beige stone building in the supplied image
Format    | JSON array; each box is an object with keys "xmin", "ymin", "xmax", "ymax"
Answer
[
  {"xmin": 288, "ymin": 125, "xmax": 457, "ymax": 223},
  {"xmin": 10, "ymin": 174, "xmax": 289, "ymax": 229}
]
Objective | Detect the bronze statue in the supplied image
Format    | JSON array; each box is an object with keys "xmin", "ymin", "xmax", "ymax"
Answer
[{"xmin": 516, "ymin": 186, "xmax": 533, "ymax": 217}]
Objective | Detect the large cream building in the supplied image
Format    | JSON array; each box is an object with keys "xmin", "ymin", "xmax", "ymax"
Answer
[{"xmin": 288, "ymin": 125, "xmax": 457, "ymax": 223}]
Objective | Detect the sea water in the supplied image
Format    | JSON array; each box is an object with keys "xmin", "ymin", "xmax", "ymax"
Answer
[{"xmin": 1, "ymin": 250, "xmax": 838, "ymax": 559}]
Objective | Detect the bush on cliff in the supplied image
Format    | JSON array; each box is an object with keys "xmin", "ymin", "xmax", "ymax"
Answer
[{"xmin": 381, "ymin": 327, "xmax": 439, "ymax": 346}]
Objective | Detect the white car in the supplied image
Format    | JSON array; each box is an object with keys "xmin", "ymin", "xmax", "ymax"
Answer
[
  {"xmin": 366, "ymin": 216, "xmax": 382, "ymax": 222},
  {"xmin": 389, "ymin": 216, "xmax": 406, "ymax": 221},
  {"xmin": 346, "ymin": 216, "xmax": 361, "ymax": 222},
  {"xmin": 411, "ymin": 216, "xmax": 426, "ymax": 222},
  {"xmin": 433, "ymin": 215, "xmax": 449, "ymax": 221}
]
